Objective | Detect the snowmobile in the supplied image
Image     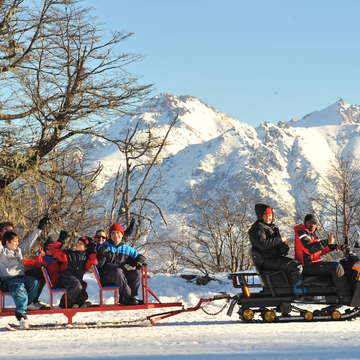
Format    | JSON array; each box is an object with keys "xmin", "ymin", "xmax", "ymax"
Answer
[{"xmin": 227, "ymin": 247, "xmax": 360, "ymax": 322}]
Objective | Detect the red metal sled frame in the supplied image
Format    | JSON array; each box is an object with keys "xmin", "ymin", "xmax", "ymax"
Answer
[
  {"xmin": 146, "ymin": 295, "xmax": 229, "ymax": 324},
  {"xmin": 0, "ymin": 265, "xmax": 182, "ymax": 325}
]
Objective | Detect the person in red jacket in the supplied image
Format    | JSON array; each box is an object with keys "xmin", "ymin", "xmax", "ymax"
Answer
[
  {"xmin": 294, "ymin": 213, "xmax": 352, "ymax": 303},
  {"xmin": 48, "ymin": 236, "xmax": 97, "ymax": 308},
  {"xmin": 22, "ymin": 231, "xmax": 70, "ymax": 307}
]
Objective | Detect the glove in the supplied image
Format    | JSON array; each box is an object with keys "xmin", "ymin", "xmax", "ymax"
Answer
[
  {"xmin": 340, "ymin": 244, "xmax": 350, "ymax": 252},
  {"xmin": 86, "ymin": 241, "xmax": 97, "ymax": 255},
  {"xmin": 38, "ymin": 215, "xmax": 50, "ymax": 230},
  {"xmin": 278, "ymin": 242, "xmax": 289, "ymax": 256},
  {"xmin": 97, "ymin": 244, "xmax": 109, "ymax": 258},
  {"xmin": 340, "ymin": 244, "xmax": 357, "ymax": 257},
  {"xmin": 136, "ymin": 261, "xmax": 147, "ymax": 269},
  {"xmin": 57, "ymin": 230, "xmax": 69, "ymax": 244},
  {"xmin": 272, "ymin": 226, "xmax": 281, "ymax": 238},
  {"xmin": 329, "ymin": 243, "xmax": 340, "ymax": 251},
  {"xmin": 134, "ymin": 254, "xmax": 146, "ymax": 269},
  {"xmin": 124, "ymin": 218, "xmax": 136, "ymax": 238}
]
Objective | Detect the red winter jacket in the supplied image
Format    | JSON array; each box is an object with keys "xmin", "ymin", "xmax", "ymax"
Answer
[
  {"xmin": 294, "ymin": 224, "xmax": 331, "ymax": 265},
  {"xmin": 22, "ymin": 250, "xmax": 43, "ymax": 268},
  {"xmin": 23, "ymin": 244, "xmax": 66, "ymax": 286},
  {"xmin": 49, "ymin": 242, "xmax": 97, "ymax": 280}
]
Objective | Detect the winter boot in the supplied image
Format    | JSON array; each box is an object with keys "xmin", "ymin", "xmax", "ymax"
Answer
[
  {"xmin": 28, "ymin": 301, "xmax": 47, "ymax": 310},
  {"xmin": 19, "ymin": 317, "xmax": 30, "ymax": 330},
  {"xmin": 123, "ymin": 296, "xmax": 141, "ymax": 305},
  {"xmin": 16, "ymin": 312, "xmax": 30, "ymax": 329}
]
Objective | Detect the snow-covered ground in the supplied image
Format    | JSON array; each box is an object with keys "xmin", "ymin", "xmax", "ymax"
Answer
[{"xmin": 1, "ymin": 272, "xmax": 360, "ymax": 360}]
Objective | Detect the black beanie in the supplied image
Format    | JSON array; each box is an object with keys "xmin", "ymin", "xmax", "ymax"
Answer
[
  {"xmin": 43, "ymin": 236, "xmax": 56, "ymax": 250},
  {"xmin": 304, "ymin": 214, "xmax": 317, "ymax": 225},
  {"xmin": 78, "ymin": 236, "xmax": 92, "ymax": 247}
]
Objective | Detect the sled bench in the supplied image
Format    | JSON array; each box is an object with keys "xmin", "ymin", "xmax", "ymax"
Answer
[
  {"xmin": 41, "ymin": 266, "xmax": 68, "ymax": 309},
  {"xmin": 0, "ymin": 290, "xmax": 12, "ymax": 313},
  {"xmin": 92, "ymin": 265, "xmax": 120, "ymax": 305},
  {"xmin": 0, "ymin": 265, "xmax": 183, "ymax": 324}
]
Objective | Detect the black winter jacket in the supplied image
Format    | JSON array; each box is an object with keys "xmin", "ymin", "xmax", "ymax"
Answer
[{"xmin": 248, "ymin": 220, "xmax": 289, "ymax": 260}]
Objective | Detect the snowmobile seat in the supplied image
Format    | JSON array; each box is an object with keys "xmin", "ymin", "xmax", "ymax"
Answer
[
  {"xmin": 250, "ymin": 249, "xmax": 293, "ymax": 296},
  {"xmin": 303, "ymin": 275, "xmax": 333, "ymax": 287},
  {"xmin": 254, "ymin": 264, "xmax": 293, "ymax": 296}
]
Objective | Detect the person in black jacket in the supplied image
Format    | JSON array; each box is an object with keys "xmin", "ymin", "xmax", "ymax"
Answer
[
  {"xmin": 248, "ymin": 203, "xmax": 303, "ymax": 295},
  {"xmin": 97, "ymin": 223, "xmax": 145, "ymax": 305},
  {"xmin": 49, "ymin": 236, "xmax": 97, "ymax": 308}
]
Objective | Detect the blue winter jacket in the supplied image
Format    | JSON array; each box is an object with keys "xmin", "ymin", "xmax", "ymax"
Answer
[{"xmin": 97, "ymin": 240, "xmax": 145, "ymax": 275}]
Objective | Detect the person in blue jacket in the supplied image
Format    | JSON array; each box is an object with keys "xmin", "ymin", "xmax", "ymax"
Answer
[{"xmin": 97, "ymin": 223, "xmax": 145, "ymax": 305}]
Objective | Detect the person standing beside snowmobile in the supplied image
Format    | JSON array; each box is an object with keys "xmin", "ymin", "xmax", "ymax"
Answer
[
  {"xmin": 294, "ymin": 214, "xmax": 352, "ymax": 303},
  {"xmin": 248, "ymin": 203, "xmax": 304, "ymax": 295}
]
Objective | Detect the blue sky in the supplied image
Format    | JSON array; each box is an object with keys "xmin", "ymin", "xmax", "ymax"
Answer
[{"xmin": 87, "ymin": 0, "xmax": 360, "ymax": 126}]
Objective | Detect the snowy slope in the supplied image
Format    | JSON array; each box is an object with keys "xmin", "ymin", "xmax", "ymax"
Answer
[{"xmin": 288, "ymin": 99, "xmax": 360, "ymax": 127}]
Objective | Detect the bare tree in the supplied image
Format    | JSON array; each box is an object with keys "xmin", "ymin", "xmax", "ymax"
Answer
[
  {"xmin": 166, "ymin": 188, "xmax": 253, "ymax": 275},
  {"xmin": 0, "ymin": 0, "xmax": 151, "ymax": 190},
  {"xmin": 0, "ymin": 142, "xmax": 102, "ymax": 249},
  {"xmin": 311, "ymin": 153, "xmax": 360, "ymax": 245},
  {"xmin": 104, "ymin": 114, "xmax": 178, "ymax": 244}
]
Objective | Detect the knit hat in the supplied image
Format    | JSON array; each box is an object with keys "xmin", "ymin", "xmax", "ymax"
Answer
[
  {"xmin": 304, "ymin": 214, "xmax": 318, "ymax": 225},
  {"xmin": 109, "ymin": 223, "xmax": 125, "ymax": 235},
  {"xmin": 254, "ymin": 203, "xmax": 273, "ymax": 220},
  {"xmin": 264, "ymin": 207, "xmax": 273, "ymax": 215},
  {"xmin": 78, "ymin": 236, "xmax": 92, "ymax": 247},
  {"xmin": 43, "ymin": 236, "xmax": 56, "ymax": 250}
]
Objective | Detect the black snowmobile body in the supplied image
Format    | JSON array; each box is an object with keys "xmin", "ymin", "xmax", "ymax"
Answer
[{"xmin": 228, "ymin": 251, "xmax": 360, "ymax": 322}]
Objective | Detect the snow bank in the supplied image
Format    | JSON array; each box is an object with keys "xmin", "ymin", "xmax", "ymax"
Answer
[{"xmin": 1, "ymin": 271, "xmax": 360, "ymax": 360}]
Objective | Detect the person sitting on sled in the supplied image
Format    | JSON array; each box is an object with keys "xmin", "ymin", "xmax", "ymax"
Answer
[
  {"xmin": 294, "ymin": 214, "xmax": 352, "ymax": 303},
  {"xmin": 248, "ymin": 203, "xmax": 304, "ymax": 295},
  {"xmin": 97, "ymin": 223, "xmax": 145, "ymax": 305},
  {"xmin": 0, "ymin": 231, "xmax": 41, "ymax": 329},
  {"xmin": 48, "ymin": 236, "xmax": 97, "ymax": 308},
  {"xmin": 94, "ymin": 229, "xmax": 107, "ymax": 246},
  {"xmin": 23, "ymin": 230, "xmax": 70, "ymax": 306}
]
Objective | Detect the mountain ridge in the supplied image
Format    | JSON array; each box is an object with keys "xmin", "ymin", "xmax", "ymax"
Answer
[{"xmin": 84, "ymin": 93, "xmax": 360, "ymax": 230}]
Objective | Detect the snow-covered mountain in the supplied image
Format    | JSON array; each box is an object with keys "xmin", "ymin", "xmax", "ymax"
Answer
[
  {"xmin": 288, "ymin": 99, "xmax": 360, "ymax": 127},
  {"xmin": 85, "ymin": 94, "xmax": 360, "ymax": 229}
]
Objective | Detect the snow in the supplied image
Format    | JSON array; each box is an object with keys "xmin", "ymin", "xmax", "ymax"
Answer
[
  {"xmin": 1, "ymin": 272, "xmax": 360, "ymax": 360},
  {"xmin": 288, "ymin": 101, "xmax": 344, "ymax": 127}
]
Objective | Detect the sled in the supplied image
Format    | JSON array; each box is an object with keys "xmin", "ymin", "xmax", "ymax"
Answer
[{"xmin": 0, "ymin": 265, "xmax": 183, "ymax": 325}]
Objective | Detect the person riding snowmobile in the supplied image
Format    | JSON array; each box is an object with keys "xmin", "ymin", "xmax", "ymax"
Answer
[
  {"xmin": 248, "ymin": 203, "xmax": 304, "ymax": 295},
  {"xmin": 294, "ymin": 214, "xmax": 352, "ymax": 303}
]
